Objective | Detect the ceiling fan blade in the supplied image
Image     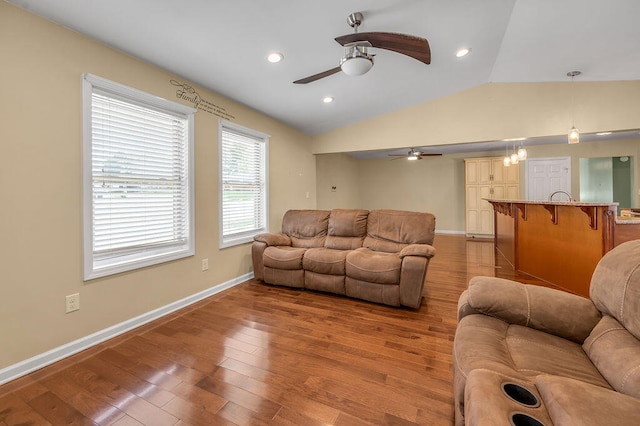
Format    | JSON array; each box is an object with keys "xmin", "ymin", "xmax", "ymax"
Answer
[
  {"xmin": 419, "ymin": 153, "xmax": 442, "ymax": 157},
  {"xmin": 293, "ymin": 67, "xmax": 342, "ymax": 84},
  {"xmin": 335, "ymin": 32, "xmax": 431, "ymax": 65}
]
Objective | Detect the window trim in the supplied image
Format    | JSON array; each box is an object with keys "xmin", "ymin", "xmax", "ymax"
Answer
[
  {"xmin": 218, "ymin": 120, "xmax": 269, "ymax": 249},
  {"xmin": 82, "ymin": 73, "xmax": 196, "ymax": 280}
]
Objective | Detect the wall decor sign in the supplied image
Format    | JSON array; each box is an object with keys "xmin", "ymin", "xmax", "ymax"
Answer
[{"xmin": 170, "ymin": 80, "xmax": 236, "ymax": 120}]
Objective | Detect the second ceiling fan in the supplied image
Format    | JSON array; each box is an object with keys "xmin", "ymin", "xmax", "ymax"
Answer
[
  {"xmin": 293, "ymin": 12, "xmax": 431, "ymax": 84},
  {"xmin": 389, "ymin": 148, "xmax": 442, "ymax": 160}
]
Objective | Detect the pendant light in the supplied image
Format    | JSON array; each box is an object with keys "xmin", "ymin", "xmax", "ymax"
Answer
[
  {"xmin": 567, "ymin": 71, "xmax": 581, "ymax": 144},
  {"xmin": 503, "ymin": 139, "xmax": 527, "ymax": 166},
  {"xmin": 510, "ymin": 145, "xmax": 519, "ymax": 166},
  {"xmin": 517, "ymin": 141, "xmax": 528, "ymax": 161},
  {"xmin": 503, "ymin": 145, "xmax": 511, "ymax": 167}
]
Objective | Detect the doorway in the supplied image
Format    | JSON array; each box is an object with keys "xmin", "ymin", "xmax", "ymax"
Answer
[{"xmin": 526, "ymin": 157, "xmax": 571, "ymax": 200}]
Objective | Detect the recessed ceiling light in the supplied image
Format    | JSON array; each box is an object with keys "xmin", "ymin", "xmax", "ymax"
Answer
[
  {"xmin": 322, "ymin": 96, "xmax": 334, "ymax": 104},
  {"xmin": 267, "ymin": 52, "xmax": 284, "ymax": 63},
  {"xmin": 456, "ymin": 48, "xmax": 471, "ymax": 58},
  {"xmin": 596, "ymin": 132, "xmax": 612, "ymax": 136},
  {"xmin": 503, "ymin": 137, "xmax": 527, "ymax": 141}
]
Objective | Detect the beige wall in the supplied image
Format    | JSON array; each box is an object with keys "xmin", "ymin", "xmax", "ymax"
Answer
[
  {"xmin": 315, "ymin": 153, "xmax": 362, "ymax": 209},
  {"xmin": 317, "ymin": 153, "xmax": 469, "ymax": 232},
  {"xmin": 313, "ymin": 66, "xmax": 640, "ymax": 233},
  {"xmin": 0, "ymin": 2, "xmax": 314, "ymax": 369},
  {"xmin": 316, "ymin": 138, "xmax": 640, "ymax": 232},
  {"xmin": 2, "ymin": 1, "xmax": 639, "ymax": 372},
  {"xmin": 311, "ymin": 81, "xmax": 640, "ymax": 155},
  {"xmin": 523, "ymin": 138, "xmax": 640, "ymax": 206}
]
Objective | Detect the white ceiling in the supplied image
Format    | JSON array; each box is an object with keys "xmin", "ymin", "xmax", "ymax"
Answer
[{"xmin": 7, "ymin": 0, "xmax": 640, "ymax": 138}]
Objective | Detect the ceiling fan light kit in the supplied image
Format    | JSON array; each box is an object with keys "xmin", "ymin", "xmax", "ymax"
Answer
[
  {"xmin": 388, "ymin": 148, "xmax": 442, "ymax": 160},
  {"xmin": 293, "ymin": 11, "xmax": 431, "ymax": 84},
  {"xmin": 339, "ymin": 45, "xmax": 374, "ymax": 76}
]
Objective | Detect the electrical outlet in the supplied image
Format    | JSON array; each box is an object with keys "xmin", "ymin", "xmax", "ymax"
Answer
[
  {"xmin": 65, "ymin": 293, "xmax": 80, "ymax": 313},
  {"xmin": 201, "ymin": 258, "xmax": 209, "ymax": 271}
]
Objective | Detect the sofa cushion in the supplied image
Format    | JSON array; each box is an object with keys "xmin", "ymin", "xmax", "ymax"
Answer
[
  {"xmin": 363, "ymin": 210, "xmax": 436, "ymax": 253},
  {"xmin": 264, "ymin": 267, "xmax": 304, "ymax": 288},
  {"xmin": 345, "ymin": 248, "xmax": 401, "ymax": 284},
  {"xmin": 305, "ymin": 271, "xmax": 345, "ymax": 294},
  {"xmin": 454, "ymin": 315, "xmax": 611, "ymax": 389},
  {"xmin": 263, "ymin": 246, "xmax": 306, "ymax": 270},
  {"xmin": 345, "ymin": 276, "xmax": 401, "ymax": 307},
  {"xmin": 282, "ymin": 210, "xmax": 330, "ymax": 248},
  {"xmin": 590, "ymin": 240, "xmax": 640, "ymax": 340},
  {"xmin": 536, "ymin": 375, "xmax": 640, "ymax": 426},
  {"xmin": 303, "ymin": 247, "xmax": 348, "ymax": 275},
  {"xmin": 325, "ymin": 209, "xmax": 369, "ymax": 250},
  {"xmin": 583, "ymin": 315, "xmax": 640, "ymax": 398}
]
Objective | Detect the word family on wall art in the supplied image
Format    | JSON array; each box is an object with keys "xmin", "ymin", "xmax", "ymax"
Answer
[{"xmin": 170, "ymin": 80, "xmax": 235, "ymax": 120}]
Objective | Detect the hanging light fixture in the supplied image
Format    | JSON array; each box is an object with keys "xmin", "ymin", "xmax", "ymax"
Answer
[
  {"xmin": 517, "ymin": 146, "xmax": 528, "ymax": 161},
  {"xmin": 510, "ymin": 144, "xmax": 520, "ymax": 165},
  {"xmin": 503, "ymin": 145, "xmax": 512, "ymax": 167},
  {"xmin": 503, "ymin": 139, "xmax": 527, "ymax": 166},
  {"xmin": 567, "ymin": 71, "xmax": 581, "ymax": 144}
]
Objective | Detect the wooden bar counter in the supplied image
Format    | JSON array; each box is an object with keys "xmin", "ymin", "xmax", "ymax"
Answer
[{"xmin": 487, "ymin": 200, "xmax": 618, "ymax": 297}]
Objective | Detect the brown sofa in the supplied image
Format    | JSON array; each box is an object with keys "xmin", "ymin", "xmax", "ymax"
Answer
[
  {"xmin": 251, "ymin": 209, "xmax": 436, "ymax": 308},
  {"xmin": 453, "ymin": 240, "xmax": 640, "ymax": 425}
]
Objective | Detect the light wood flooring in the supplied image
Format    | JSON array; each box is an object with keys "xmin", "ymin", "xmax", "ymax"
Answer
[{"xmin": 0, "ymin": 235, "xmax": 548, "ymax": 426}]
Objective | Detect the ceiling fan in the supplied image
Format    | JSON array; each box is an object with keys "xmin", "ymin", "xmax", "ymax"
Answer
[
  {"xmin": 389, "ymin": 148, "xmax": 442, "ymax": 161},
  {"xmin": 293, "ymin": 12, "xmax": 431, "ymax": 84}
]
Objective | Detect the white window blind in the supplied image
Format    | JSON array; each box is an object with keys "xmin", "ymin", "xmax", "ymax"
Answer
[
  {"xmin": 219, "ymin": 121, "xmax": 269, "ymax": 248},
  {"xmin": 83, "ymin": 74, "xmax": 195, "ymax": 280}
]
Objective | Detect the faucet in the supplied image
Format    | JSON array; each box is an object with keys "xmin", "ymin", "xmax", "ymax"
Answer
[{"xmin": 549, "ymin": 190, "xmax": 574, "ymax": 202}]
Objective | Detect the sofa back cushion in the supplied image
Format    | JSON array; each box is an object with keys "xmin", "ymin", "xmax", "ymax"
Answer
[
  {"xmin": 363, "ymin": 210, "xmax": 436, "ymax": 253},
  {"xmin": 282, "ymin": 210, "xmax": 330, "ymax": 248},
  {"xmin": 590, "ymin": 240, "xmax": 640, "ymax": 340},
  {"xmin": 325, "ymin": 209, "xmax": 369, "ymax": 250},
  {"xmin": 583, "ymin": 315, "xmax": 640, "ymax": 398}
]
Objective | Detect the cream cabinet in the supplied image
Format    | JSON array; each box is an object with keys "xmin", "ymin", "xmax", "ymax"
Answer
[{"xmin": 465, "ymin": 157, "xmax": 519, "ymax": 236}]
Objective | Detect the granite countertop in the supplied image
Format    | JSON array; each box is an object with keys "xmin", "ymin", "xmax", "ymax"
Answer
[
  {"xmin": 617, "ymin": 216, "xmax": 640, "ymax": 224},
  {"xmin": 484, "ymin": 199, "xmax": 619, "ymax": 207}
]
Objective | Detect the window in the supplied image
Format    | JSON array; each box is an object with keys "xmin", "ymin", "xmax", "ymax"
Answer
[
  {"xmin": 219, "ymin": 120, "xmax": 269, "ymax": 248},
  {"xmin": 82, "ymin": 74, "xmax": 196, "ymax": 280}
]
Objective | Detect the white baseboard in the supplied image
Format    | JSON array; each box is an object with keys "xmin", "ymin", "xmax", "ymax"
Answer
[
  {"xmin": 435, "ymin": 229, "xmax": 466, "ymax": 235},
  {"xmin": 0, "ymin": 272, "xmax": 253, "ymax": 386}
]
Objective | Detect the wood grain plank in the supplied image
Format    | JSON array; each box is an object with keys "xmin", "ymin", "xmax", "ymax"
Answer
[{"xmin": 0, "ymin": 235, "xmax": 551, "ymax": 425}]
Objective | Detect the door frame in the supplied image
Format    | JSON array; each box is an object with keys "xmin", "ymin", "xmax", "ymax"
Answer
[{"xmin": 525, "ymin": 156, "xmax": 571, "ymax": 200}]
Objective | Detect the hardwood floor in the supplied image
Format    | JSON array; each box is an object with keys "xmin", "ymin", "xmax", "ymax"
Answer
[{"xmin": 0, "ymin": 235, "xmax": 548, "ymax": 426}]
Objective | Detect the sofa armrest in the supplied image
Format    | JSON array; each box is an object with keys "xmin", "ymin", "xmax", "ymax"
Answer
[
  {"xmin": 253, "ymin": 232, "xmax": 291, "ymax": 247},
  {"xmin": 536, "ymin": 375, "xmax": 640, "ymax": 425},
  {"xmin": 457, "ymin": 289, "xmax": 482, "ymax": 321},
  {"xmin": 399, "ymin": 244, "xmax": 436, "ymax": 259},
  {"xmin": 466, "ymin": 276, "xmax": 601, "ymax": 343}
]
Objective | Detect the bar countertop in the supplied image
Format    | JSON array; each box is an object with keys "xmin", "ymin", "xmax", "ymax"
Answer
[
  {"xmin": 485, "ymin": 199, "xmax": 640, "ymax": 225},
  {"xmin": 485, "ymin": 199, "xmax": 619, "ymax": 207}
]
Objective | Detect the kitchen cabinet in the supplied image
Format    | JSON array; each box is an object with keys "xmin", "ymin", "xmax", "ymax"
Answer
[{"xmin": 465, "ymin": 157, "xmax": 519, "ymax": 236}]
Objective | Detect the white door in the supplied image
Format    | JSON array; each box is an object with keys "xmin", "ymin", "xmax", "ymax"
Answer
[{"xmin": 526, "ymin": 157, "xmax": 571, "ymax": 200}]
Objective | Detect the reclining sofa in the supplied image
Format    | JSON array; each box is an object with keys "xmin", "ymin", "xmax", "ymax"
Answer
[
  {"xmin": 453, "ymin": 240, "xmax": 640, "ymax": 425},
  {"xmin": 251, "ymin": 209, "xmax": 436, "ymax": 308}
]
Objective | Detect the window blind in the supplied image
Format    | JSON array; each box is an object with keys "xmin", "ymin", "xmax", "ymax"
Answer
[
  {"xmin": 83, "ymin": 74, "xmax": 195, "ymax": 280},
  {"xmin": 220, "ymin": 122, "xmax": 268, "ymax": 247}
]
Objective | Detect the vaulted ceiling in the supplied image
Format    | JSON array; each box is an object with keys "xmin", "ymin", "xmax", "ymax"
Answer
[{"xmin": 7, "ymin": 0, "xmax": 640, "ymax": 137}]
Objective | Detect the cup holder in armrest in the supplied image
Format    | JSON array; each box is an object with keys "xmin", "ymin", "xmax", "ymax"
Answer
[
  {"xmin": 510, "ymin": 413, "xmax": 545, "ymax": 426},
  {"xmin": 502, "ymin": 383, "xmax": 540, "ymax": 408}
]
